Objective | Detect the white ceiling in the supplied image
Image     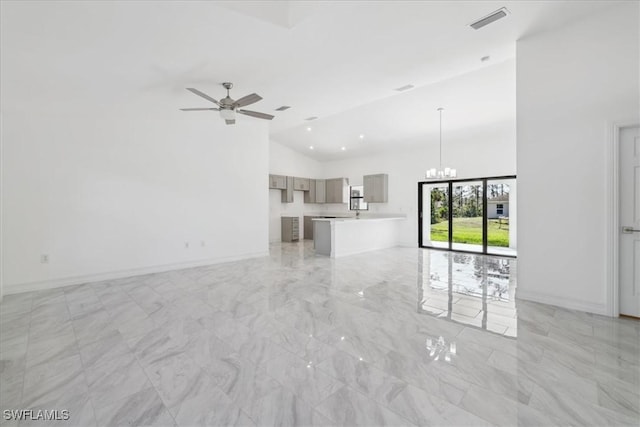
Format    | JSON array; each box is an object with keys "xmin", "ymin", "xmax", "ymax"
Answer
[{"xmin": 1, "ymin": 0, "xmax": 621, "ymax": 160}]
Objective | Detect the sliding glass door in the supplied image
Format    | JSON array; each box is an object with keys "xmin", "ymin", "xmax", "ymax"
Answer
[
  {"xmin": 418, "ymin": 176, "xmax": 516, "ymax": 257},
  {"xmin": 451, "ymin": 181, "xmax": 483, "ymax": 253},
  {"xmin": 486, "ymin": 178, "xmax": 516, "ymax": 256},
  {"xmin": 422, "ymin": 183, "xmax": 449, "ymax": 249}
]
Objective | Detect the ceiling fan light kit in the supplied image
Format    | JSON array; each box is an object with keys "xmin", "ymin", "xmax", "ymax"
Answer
[
  {"xmin": 180, "ymin": 82, "xmax": 274, "ymax": 125},
  {"xmin": 219, "ymin": 108, "xmax": 236, "ymax": 120}
]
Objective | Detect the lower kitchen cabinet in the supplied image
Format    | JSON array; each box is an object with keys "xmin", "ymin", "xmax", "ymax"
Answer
[
  {"xmin": 281, "ymin": 216, "xmax": 299, "ymax": 242},
  {"xmin": 304, "ymin": 216, "xmax": 317, "ymax": 239}
]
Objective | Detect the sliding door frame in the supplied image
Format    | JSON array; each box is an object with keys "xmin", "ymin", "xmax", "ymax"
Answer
[{"xmin": 418, "ymin": 175, "xmax": 517, "ymax": 258}]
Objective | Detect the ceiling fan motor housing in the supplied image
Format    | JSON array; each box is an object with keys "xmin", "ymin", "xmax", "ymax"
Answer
[{"xmin": 220, "ymin": 97, "xmax": 235, "ymax": 107}]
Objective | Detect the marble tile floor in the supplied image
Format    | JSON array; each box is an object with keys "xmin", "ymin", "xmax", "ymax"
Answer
[{"xmin": 1, "ymin": 241, "xmax": 638, "ymax": 426}]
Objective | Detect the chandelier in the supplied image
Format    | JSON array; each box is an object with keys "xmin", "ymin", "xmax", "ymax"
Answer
[{"xmin": 426, "ymin": 107, "xmax": 457, "ymax": 179}]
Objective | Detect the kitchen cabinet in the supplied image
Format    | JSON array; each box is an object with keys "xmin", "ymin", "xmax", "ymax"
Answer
[
  {"xmin": 303, "ymin": 216, "xmax": 317, "ymax": 239},
  {"xmin": 281, "ymin": 217, "xmax": 299, "ymax": 242},
  {"xmin": 304, "ymin": 179, "xmax": 326, "ymax": 204},
  {"xmin": 293, "ymin": 177, "xmax": 310, "ymax": 191},
  {"xmin": 364, "ymin": 173, "xmax": 388, "ymax": 203},
  {"xmin": 325, "ymin": 178, "xmax": 349, "ymax": 204},
  {"xmin": 269, "ymin": 174, "xmax": 287, "ymax": 190},
  {"xmin": 281, "ymin": 176, "xmax": 294, "ymax": 203},
  {"xmin": 315, "ymin": 179, "xmax": 326, "ymax": 203}
]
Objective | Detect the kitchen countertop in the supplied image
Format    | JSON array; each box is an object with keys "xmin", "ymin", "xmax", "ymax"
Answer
[{"xmin": 311, "ymin": 216, "xmax": 405, "ymax": 222}]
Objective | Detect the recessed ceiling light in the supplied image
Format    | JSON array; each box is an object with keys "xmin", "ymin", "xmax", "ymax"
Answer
[
  {"xmin": 341, "ymin": 147, "xmax": 346, "ymax": 151},
  {"xmin": 305, "ymin": 116, "xmax": 318, "ymax": 121},
  {"xmin": 394, "ymin": 84, "xmax": 414, "ymax": 92},
  {"xmin": 309, "ymin": 146, "xmax": 314, "ymax": 150},
  {"xmin": 481, "ymin": 55, "xmax": 490, "ymax": 62},
  {"xmin": 359, "ymin": 134, "xmax": 365, "ymax": 140},
  {"xmin": 469, "ymin": 7, "xmax": 509, "ymax": 30},
  {"xmin": 275, "ymin": 105, "xmax": 291, "ymax": 111},
  {"xmin": 306, "ymin": 127, "xmax": 312, "ymax": 132}
]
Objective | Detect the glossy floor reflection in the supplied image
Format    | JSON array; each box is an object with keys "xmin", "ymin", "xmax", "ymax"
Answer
[
  {"xmin": 419, "ymin": 250, "xmax": 517, "ymax": 337},
  {"xmin": 1, "ymin": 241, "xmax": 638, "ymax": 426}
]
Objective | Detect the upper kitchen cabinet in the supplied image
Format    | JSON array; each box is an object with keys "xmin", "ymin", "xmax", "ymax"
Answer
[
  {"xmin": 364, "ymin": 174, "xmax": 388, "ymax": 203},
  {"xmin": 281, "ymin": 176, "xmax": 294, "ymax": 203},
  {"xmin": 304, "ymin": 179, "xmax": 326, "ymax": 204},
  {"xmin": 269, "ymin": 174, "xmax": 287, "ymax": 190},
  {"xmin": 293, "ymin": 177, "xmax": 311, "ymax": 191},
  {"xmin": 325, "ymin": 178, "xmax": 349, "ymax": 203}
]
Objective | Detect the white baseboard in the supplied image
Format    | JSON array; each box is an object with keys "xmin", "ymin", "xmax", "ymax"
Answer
[
  {"xmin": 516, "ymin": 289, "xmax": 609, "ymax": 316},
  {"xmin": 397, "ymin": 241, "xmax": 417, "ymax": 248},
  {"xmin": 3, "ymin": 251, "xmax": 270, "ymax": 296},
  {"xmin": 334, "ymin": 243, "xmax": 404, "ymax": 258}
]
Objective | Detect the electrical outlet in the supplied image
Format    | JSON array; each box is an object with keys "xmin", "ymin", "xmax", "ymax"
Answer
[
  {"xmin": 184, "ymin": 242, "xmax": 189, "ymax": 249},
  {"xmin": 40, "ymin": 254, "xmax": 49, "ymax": 264}
]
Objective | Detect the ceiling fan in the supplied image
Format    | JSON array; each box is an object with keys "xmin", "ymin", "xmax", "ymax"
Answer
[{"xmin": 180, "ymin": 82, "xmax": 274, "ymax": 125}]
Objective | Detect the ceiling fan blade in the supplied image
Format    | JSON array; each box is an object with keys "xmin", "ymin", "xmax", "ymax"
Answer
[
  {"xmin": 186, "ymin": 88, "xmax": 220, "ymax": 105},
  {"xmin": 233, "ymin": 93, "xmax": 262, "ymax": 108},
  {"xmin": 225, "ymin": 119, "xmax": 236, "ymax": 125},
  {"xmin": 180, "ymin": 107, "xmax": 219, "ymax": 111},
  {"xmin": 237, "ymin": 109, "xmax": 274, "ymax": 120}
]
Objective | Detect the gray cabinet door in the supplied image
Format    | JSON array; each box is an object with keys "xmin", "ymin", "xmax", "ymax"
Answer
[
  {"xmin": 315, "ymin": 179, "xmax": 326, "ymax": 203},
  {"xmin": 269, "ymin": 174, "xmax": 287, "ymax": 189},
  {"xmin": 304, "ymin": 179, "xmax": 316, "ymax": 203},
  {"xmin": 293, "ymin": 177, "xmax": 310, "ymax": 191},
  {"xmin": 364, "ymin": 174, "xmax": 388, "ymax": 203},
  {"xmin": 281, "ymin": 176, "xmax": 294, "ymax": 203},
  {"xmin": 325, "ymin": 179, "xmax": 336, "ymax": 203},
  {"xmin": 304, "ymin": 216, "xmax": 316, "ymax": 239},
  {"xmin": 304, "ymin": 179, "xmax": 326, "ymax": 204},
  {"xmin": 281, "ymin": 217, "xmax": 299, "ymax": 242},
  {"xmin": 363, "ymin": 175, "xmax": 374, "ymax": 201},
  {"xmin": 325, "ymin": 178, "xmax": 348, "ymax": 203}
]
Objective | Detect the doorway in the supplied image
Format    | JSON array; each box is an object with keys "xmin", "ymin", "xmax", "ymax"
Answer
[
  {"xmin": 619, "ymin": 125, "xmax": 640, "ymax": 318},
  {"xmin": 419, "ymin": 175, "xmax": 517, "ymax": 257}
]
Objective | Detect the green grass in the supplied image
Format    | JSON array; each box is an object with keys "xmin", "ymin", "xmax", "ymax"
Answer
[{"xmin": 430, "ymin": 217, "xmax": 509, "ymax": 247}]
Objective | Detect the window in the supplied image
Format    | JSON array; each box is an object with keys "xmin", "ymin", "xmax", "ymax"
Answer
[
  {"xmin": 496, "ymin": 204, "xmax": 504, "ymax": 215},
  {"xmin": 349, "ymin": 186, "xmax": 368, "ymax": 210}
]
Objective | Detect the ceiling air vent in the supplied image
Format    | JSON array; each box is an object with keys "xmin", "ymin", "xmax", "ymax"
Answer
[
  {"xmin": 275, "ymin": 106, "xmax": 291, "ymax": 111},
  {"xmin": 470, "ymin": 7, "xmax": 509, "ymax": 30},
  {"xmin": 305, "ymin": 116, "xmax": 318, "ymax": 121},
  {"xmin": 394, "ymin": 84, "xmax": 414, "ymax": 92}
]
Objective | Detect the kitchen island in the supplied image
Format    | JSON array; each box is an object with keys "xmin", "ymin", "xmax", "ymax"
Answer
[{"xmin": 312, "ymin": 216, "xmax": 406, "ymax": 258}]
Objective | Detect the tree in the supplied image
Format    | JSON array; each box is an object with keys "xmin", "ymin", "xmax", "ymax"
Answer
[{"xmin": 430, "ymin": 188, "xmax": 447, "ymax": 224}]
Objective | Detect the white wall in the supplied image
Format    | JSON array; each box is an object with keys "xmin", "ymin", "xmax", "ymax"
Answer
[
  {"xmin": 487, "ymin": 202, "xmax": 509, "ymax": 219},
  {"xmin": 321, "ymin": 121, "xmax": 517, "ymax": 247},
  {"xmin": 2, "ymin": 113, "xmax": 269, "ymax": 294},
  {"xmin": 269, "ymin": 140, "xmax": 324, "ymax": 241},
  {"xmin": 516, "ymin": 2, "xmax": 639, "ymax": 315}
]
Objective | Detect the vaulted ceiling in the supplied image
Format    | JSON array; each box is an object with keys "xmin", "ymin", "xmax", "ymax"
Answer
[{"xmin": 1, "ymin": 1, "xmax": 620, "ymax": 160}]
